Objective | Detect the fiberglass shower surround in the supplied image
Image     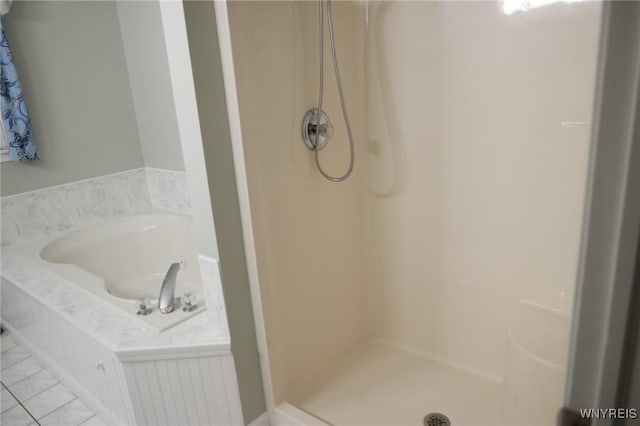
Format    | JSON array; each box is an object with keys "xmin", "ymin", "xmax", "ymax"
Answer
[{"xmin": 224, "ymin": 0, "xmax": 601, "ymax": 424}]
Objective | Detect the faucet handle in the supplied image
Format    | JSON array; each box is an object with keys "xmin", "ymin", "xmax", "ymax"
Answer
[
  {"xmin": 181, "ymin": 293, "xmax": 197, "ymax": 312},
  {"xmin": 135, "ymin": 297, "xmax": 152, "ymax": 316}
]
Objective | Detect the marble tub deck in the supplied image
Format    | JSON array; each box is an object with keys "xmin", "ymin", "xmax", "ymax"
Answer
[
  {"xmin": 1, "ymin": 248, "xmax": 230, "ymax": 354},
  {"xmin": 0, "ymin": 168, "xmax": 235, "ymax": 425}
]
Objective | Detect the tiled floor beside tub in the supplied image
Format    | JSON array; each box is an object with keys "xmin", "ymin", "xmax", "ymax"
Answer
[{"xmin": 1, "ymin": 332, "xmax": 106, "ymax": 426}]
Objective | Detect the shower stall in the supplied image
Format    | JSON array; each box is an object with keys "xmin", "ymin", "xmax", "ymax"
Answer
[{"xmin": 215, "ymin": 1, "xmax": 602, "ymax": 424}]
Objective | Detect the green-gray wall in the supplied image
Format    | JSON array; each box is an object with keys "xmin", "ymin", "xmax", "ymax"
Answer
[
  {"xmin": 1, "ymin": 1, "xmax": 187, "ymax": 197},
  {"xmin": 183, "ymin": 2, "xmax": 266, "ymax": 424},
  {"xmin": 117, "ymin": 1, "xmax": 185, "ymax": 172},
  {"xmin": 1, "ymin": 1, "xmax": 144, "ymax": 196}
]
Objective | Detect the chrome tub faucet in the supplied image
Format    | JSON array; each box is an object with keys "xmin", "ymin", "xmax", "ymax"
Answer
[{"xmin": 159, "ymin": 262, "xmax": 181, "ymax": 314}]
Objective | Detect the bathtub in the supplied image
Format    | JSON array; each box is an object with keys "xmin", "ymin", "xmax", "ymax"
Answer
[
  {"xmin": 14, "ymin": 213, "xmax": 206, "ymax": 331},
  {"xmin": 2, "ymin": 212, "xmax": 243, "ymax": 425}
]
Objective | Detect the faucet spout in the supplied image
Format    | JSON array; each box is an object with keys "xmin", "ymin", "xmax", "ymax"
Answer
[{"xmin": 159, "ymin": 262, "xmax": 181, "ymax": 314}]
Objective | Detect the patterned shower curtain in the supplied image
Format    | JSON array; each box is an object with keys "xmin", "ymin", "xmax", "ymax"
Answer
[{"xmin": 0, "ymin": 19, "xmax": 37, "ymax": 161}]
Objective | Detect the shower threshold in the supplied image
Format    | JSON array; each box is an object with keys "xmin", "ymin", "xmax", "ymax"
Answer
[{"xmin": 297, "ymin": 342, "xmax": 502, "ymax": 426}]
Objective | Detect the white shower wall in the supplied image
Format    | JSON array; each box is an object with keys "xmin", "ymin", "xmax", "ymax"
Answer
[
  {"xmin": 364, "ymin": 0, "xmax": 601, "ymax": 379},
  {"xmin": 226, "ymin": 0, "xmax": 369, "ymax": 404}
]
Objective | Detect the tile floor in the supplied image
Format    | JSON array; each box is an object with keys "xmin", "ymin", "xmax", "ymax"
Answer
[{"xmin": 1, "ymin": 332, "xmax": 107, "ymax": 426}]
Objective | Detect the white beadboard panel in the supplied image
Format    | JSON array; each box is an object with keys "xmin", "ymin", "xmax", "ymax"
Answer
[
  {"xmin": 1, "ymin": 167, "xmax": 192, "ymax": 247},
  {"xmin": 121, "ymin": 363, "xmax": 146, "ymax": 426},
  {"xmin": 188, "ymin": 358, "xmax": 210, "ymax": 424},
  {"xmin": 221, "ymin": 355, "xmax": 244, "ymax": 425},
  {"xmin": 132, "ymin": 365, "xmax": 158, "ymax": 425},
  {"xmin": 201, "ymin": 357, "xmax": 227, "ymax": 423},
  {"xmin": 165, "ymin": 359, "xmax": 190, "ymax": 424},
  {"xmin": 111, "ymin": 357, "xmax": 137, "ymax": 425},
  {"xmin": 122, "ymin": 355, "xmax": 243, "ymax": 426},
  {"xmin": 154, "ymin": 361, "xmax": 180, "ymax": 426},
  {"xmin": 177, "ymin": 359, "xmax": 202, "ymax": 425}
]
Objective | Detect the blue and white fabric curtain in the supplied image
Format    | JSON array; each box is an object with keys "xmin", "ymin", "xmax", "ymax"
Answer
[{"xmin": 0, "ymin": 15, "xmax": 38, "ymax": 161}]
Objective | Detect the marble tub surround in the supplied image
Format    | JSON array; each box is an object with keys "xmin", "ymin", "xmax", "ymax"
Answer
[
  {"xmin": 1, "ymin": 249, "xmax": 229, "ymax": 352},
  {"xmin": 0, "ymin": 166, "xmax": 244, "ymax": 424},
  {"xmin": 1, "ymin": 167, "xmax": 190, "ymax": 247},
  {"xmin": 145, "ymin": 167, "xmax": 191, "ymax": 215},
  {"xmin": 1, "ymin": 224, "xmax": 243, "ymax": 425},
  {"xmin": 1, "ymin": 169, "xmax": 149, "ymax": 248},
  {"xmin": 1, "ymin": 251, "xmax": 243, "ymax": 425}
]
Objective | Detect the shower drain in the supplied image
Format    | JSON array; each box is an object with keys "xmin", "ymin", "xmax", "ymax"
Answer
[{"xmin": 423, "ymin": 413, "xmax": 451, "ymax": 426}]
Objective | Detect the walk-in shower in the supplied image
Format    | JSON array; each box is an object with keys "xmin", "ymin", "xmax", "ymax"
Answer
[{"xmin": 220, "ymin": 0, "xmax": 602, "ymax": 424}]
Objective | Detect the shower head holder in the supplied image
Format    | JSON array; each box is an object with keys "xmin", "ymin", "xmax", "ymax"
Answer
[{"xmin": 302, "ymin": 108, "xmax": 333, "ymax": 151}]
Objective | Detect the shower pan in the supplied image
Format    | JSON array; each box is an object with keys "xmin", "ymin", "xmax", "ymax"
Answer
[{"xmin": 215, "ymin": 0, "xmax": 604, "ymax": 424}]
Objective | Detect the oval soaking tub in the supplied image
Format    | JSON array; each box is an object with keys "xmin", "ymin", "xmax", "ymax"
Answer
[
  {"xmin": 25, "ymin": 214, "xmax": 206, "ymax": 331},
  {"xmin": 2, "ymin": 212, "xmax": 243, "ymax": 426}
]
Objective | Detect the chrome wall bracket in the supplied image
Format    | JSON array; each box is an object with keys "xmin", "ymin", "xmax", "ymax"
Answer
[{"xmin": 302, "ymin": 108, "xmax": 333, "ymax": 151}]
